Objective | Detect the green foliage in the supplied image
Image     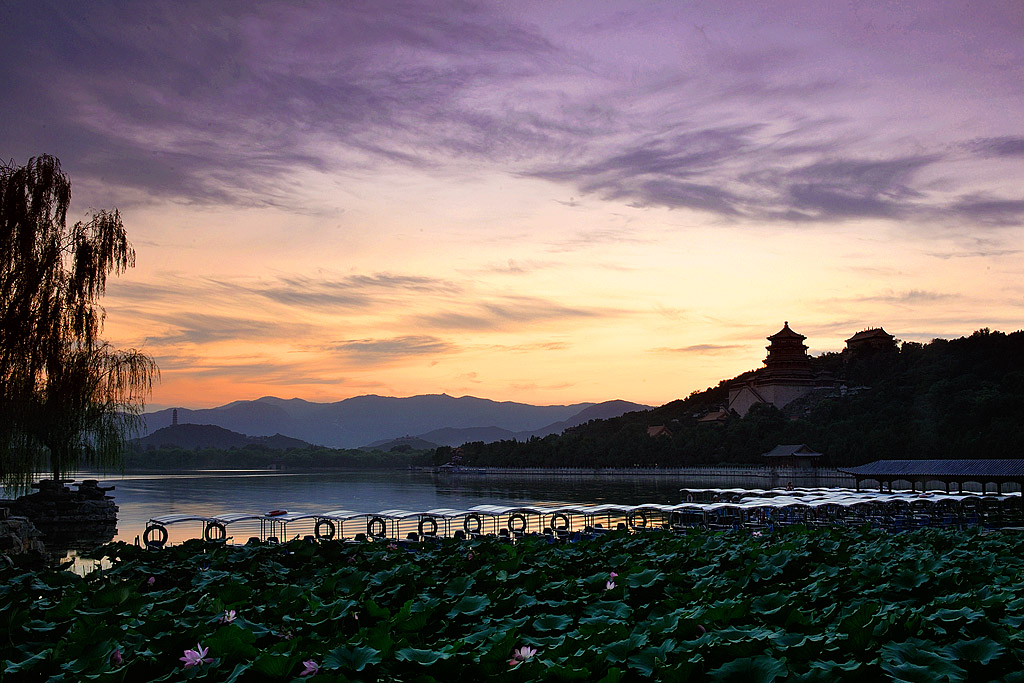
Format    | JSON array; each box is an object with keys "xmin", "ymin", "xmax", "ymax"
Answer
[
  {"xmin": 0, "ymin": 154, "xmax": 157, "ymax": 490},
  {"xmin": 2, "ymin": 527, "xmax": 1024, "ymax": 680},
  {"xmin": 442, "ymin": 329, "xmax": 1024, "ymax": 467}
]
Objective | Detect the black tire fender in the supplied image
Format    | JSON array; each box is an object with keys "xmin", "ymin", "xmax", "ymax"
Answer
[
  {"xmin": 463, "ymin": 513, "xmax": 483, "ymax": 535},
  {"xmin": 314, "ymin": 519, "xmax": 336, "ymax": 540},
  {"xmin": 418, "ymin": 517, "xmax": 439, "ymax": 536},
  {"xmin": 143, "ymin": 524, "xmax": 168, "ymax": 548},
  {"xmin": 367, "ymin": 516, "xmax": 387, "ymax": 538},
  {"xmin": 204, "ymin": 521, "xmax": 226, "ymax": 542},
  {"xmin": 508, "ymin": 512, "xmax": 528, "ymax": 534}
]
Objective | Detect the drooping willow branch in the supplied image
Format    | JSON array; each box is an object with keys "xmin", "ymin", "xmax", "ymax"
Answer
[{"xmin": 0, "ymin": 155, "xmax": 158, "ymax": 491}]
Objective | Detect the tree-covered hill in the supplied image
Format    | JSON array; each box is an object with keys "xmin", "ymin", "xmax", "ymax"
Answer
[
  {"xmin": 136, "ymin": 423, "xmax": 313, "ymax": 450},
  {"xmin": 437, "ymin": 329, "xmax": 1024, "ymax": 468}
]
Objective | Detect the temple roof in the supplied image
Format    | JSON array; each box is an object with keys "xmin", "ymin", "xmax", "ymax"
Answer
[
  {"xmin": 839, "ymin": 459, "xmax": 1024, "ymax": 478},
  {"xmin": 767, "ymin": 321, "xmax": 806, "ymax": 341},
  {"xmin": 762, "ymin": 444, "xmax": 822, "ymax": 458},
  {"xmin": 845, "ymin": 327, "xmax": 893, "ymax": 343}
]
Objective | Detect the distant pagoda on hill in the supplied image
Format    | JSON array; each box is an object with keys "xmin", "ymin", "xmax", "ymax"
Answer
[{"xmin": 727, "ymin": 322, "xmax": 835, "ymax": 417}]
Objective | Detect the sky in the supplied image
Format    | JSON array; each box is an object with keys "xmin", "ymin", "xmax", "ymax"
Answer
[{"xmin": 2, "ymin": 1, "xmax": 1022, "ymax": 410}]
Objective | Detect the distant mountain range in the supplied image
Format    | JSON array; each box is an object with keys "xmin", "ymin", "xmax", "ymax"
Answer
[
  {"xmin": 142, "ymin": 395, "xmax": 650, "ymax": 449},
  {"xmin": 366, "ymin": 399, "xmax": 652, "ymax": 448}
]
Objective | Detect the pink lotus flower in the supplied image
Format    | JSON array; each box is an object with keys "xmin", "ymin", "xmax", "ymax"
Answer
[
  {"xmin": 300, "ymin": 659, "xmax": 319, "ymax": 677},
  {"xmin": 146, "ymin": 576, "xmax": 155, "ymax": 586},
  {"xmin": 609, "ymin": 572, "xmax": 618, "ymax": 579},
  {"xmin": 509, "ymin": 645, "xmax": 537, "ymax": 666},
  {"xmin": 605, "ymin": 580, "xmax": 616, "ymax": 590},
  {"xmin": 219, "ymin": 609, "xmax": 236, "ymax": 624},
  {"xmin": 110, "ymin": 647, "xmax": 122, "ymax": 666},
  {"xmin": 180, "ymin": 644, "xmax": 212, "ymax": 668},
  {"xmin": 386, "ymin": 543, "xmax": 398, "ymax": 550}
]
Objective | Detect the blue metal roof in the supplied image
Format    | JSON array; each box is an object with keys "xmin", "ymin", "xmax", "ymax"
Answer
[{"xmin": 839, "ymin": 459, "xmax": 1024, "ymax": 478}]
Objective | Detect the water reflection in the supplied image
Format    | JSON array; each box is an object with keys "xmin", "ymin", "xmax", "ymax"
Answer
[
  {"xmin": 77, "ymin": 468, "xmax": 854, "ymax": 545},
  {"xmin": 433, "ymin": 473, "xmax": 691, "ymax": 506}
]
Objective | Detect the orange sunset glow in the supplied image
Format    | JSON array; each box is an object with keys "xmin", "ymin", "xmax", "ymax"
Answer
[{"xmin": 4, "ymin": 2, "xmax": 1022, "ymax": 410}]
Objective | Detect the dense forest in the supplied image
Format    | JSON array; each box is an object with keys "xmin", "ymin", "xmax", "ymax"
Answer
[{"xmin": 435, "ymin": 329, "xmax": 1024, "ymax": 468}]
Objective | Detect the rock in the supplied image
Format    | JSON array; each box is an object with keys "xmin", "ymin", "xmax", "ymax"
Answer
[
  {"xmin": 0, "ymin": 516, "xmax": 45, "ymax": 557},
  {"xmin": 10, "ymin": 479, "xmax": 118, "ymax": 560}
]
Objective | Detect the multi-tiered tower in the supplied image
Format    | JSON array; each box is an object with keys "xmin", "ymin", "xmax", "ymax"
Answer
[{"xmin": 727, "ymin": 322, "xmax": 831, "ymax": 417}]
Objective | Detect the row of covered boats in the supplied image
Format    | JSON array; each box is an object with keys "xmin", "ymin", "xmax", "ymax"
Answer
[{"xmin": 141, "ymin": 486, "xmax": 1022, "ymax": 548}]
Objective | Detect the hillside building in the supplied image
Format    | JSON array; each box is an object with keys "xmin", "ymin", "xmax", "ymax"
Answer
[
  {"xmin": 844, "ymin": 327, "xmax": 897, "ymax": 355},
  {"xmin": 762, "ymin": 444, "xmax": 823, "ymax": 468},
  {"xmin": 727, "ymin": 322, "xmax": 834, "ymax": 417}
]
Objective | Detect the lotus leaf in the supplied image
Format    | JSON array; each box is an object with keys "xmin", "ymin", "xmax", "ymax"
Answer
[
  {"xmin": 394, "ymin": 646, "xmax": 455, "ymax": 665},
  {"xmin": 324, "ymin": 644, "xmax": 381, "ymax": 671},
  {"xmin": 533, "ymin": 613, "xmax": 574, "ymax": 631},
  {"xmin": 944, "ymin": 635, "xmax": 1005, "ymax": 665},
  {"xmin": 705, "ymin": 654, "xmax": 787, "ymax": 682}
]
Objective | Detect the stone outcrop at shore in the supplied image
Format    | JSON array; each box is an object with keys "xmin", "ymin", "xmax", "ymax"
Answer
[
  {"xmin": 2, "ymin": 479, "xmax": 118, "ymax": 561},
  {"xmin": 0, "ymin": 513, "xmax": 45, "ymax": 560}
]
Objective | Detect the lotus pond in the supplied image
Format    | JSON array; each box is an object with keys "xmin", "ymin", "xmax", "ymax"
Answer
[{"xmin": 3, "ymin": 526, "xmax": 1024, "ymax": 682}]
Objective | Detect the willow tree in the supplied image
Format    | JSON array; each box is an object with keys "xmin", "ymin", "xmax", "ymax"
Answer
[{"xmin": 0, "ymin": 154, "xmax": 157, "ymax": 491}]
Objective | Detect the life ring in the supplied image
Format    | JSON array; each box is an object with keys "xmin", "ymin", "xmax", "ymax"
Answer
[
  {"xmin": 204, "ymin": 521, "xmax": 227, "ymax": 542},
  {"xmin": 508, "ymin": 512, "xmax": 528, "ymax": 534},
  {"xmin": 143, "ymin": 524, "xmax": 168, "ymax": 549},
  {"xmin": 314, "ymin": 519, "xmax": 336, "ymax": 540},
  {"xmin": 418, "ymin": 517, "xmax": 439, "ymax": 536},
  {"xmin": 669, "ymin": 511, "xmax": 683, "ymax": 527},
  {"xmin": 549, "ymin": 512, "xmax": 569, "ymax": 530},
  {"xmin": 685, "ymin": 493, "xmax": 694, "ymax": 503},
  {"xmin": 463, "ymin": 513, "xmax": 483, "ymax": 535},
  {"xmin": 367, "ymin": 516, "xmax": 387, "ymax": 538},
  {"xmin": 627, "ymin": 510, "xmax": 648, "ymax": 529},
  {"xmin": 267, "ymin": 509, "xmax": 287, "ymax": 517}
]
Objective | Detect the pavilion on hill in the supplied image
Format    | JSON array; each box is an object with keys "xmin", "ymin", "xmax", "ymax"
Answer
[
  {"xmin": 845, "ymin": 328, "xmax": 897, "ymax": 354},
  {"xmin": 727, "ymin": 322, "xmax": 834, "ymax": 417}
]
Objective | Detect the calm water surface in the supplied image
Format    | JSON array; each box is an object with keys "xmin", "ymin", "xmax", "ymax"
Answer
[{"xmin": 82, "ymin": 469, "xmax": 718, "ymax": 544}]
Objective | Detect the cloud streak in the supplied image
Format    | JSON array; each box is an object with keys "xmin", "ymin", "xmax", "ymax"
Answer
[
  {"xmin": 650, "ymin": 344, "xmax": 743, "ymax": 355},
  {"xmin": 3, "ymin": 1, "xmax": 1022, "ymax": 409},
  {"xmin": 329, "ymin": 335, "xmax": 454, "ymax": 362},
  {"xmin": 1, "ymin": 2, "xmax": 1019, "ymax": 234}
]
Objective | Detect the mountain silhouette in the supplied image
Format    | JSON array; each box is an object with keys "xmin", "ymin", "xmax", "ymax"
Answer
[{"xmin": 143, "ymin": 394, "xmax": 650, "ymax": 448}]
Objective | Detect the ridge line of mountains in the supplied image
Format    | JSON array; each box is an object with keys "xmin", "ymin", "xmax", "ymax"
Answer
[{"xmin": 140, "ymin": 395, "xmax": 650, "ymax": 450}]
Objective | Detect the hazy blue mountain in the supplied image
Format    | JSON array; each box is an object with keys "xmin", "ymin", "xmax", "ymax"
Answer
[
  {"xmin": 414, "ymin": 426, "xmax": 519, "ymax": 447},
  {"xmin": 407, "ymin": 399, "xmax": 651, "ymax": 446},
  {"xmin": 142, "ymin": 394, "xmax": 646, "ymax": 448},
  {"xmin": 521, "ymin": 399, "xmax": 651, "ymax": 437}
]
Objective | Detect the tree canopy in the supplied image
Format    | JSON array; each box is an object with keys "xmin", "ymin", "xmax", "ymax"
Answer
[
  {"xmin": 0, "ymin": 154, "xmax": 157, "ymax": 490},
  {"xmin": 439, "ymin": 329, "xmax": 1024, "ymax": 469}
]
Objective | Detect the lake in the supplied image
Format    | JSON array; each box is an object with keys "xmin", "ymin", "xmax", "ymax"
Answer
[{"xmin": 81, "ymin": 468, "xmax": 811, "ymax": 545}]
